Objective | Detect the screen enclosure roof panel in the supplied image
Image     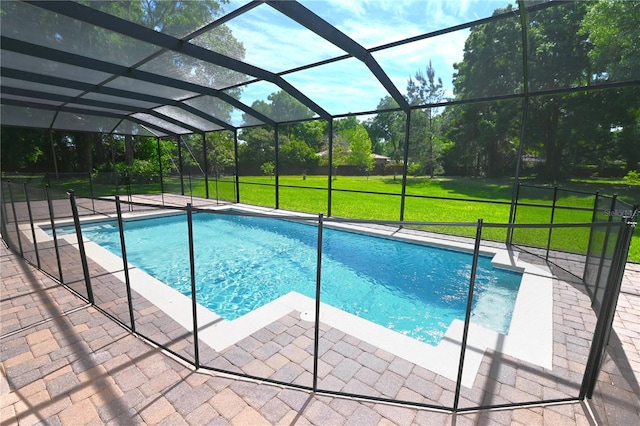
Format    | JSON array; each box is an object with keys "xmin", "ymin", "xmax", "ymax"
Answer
[{"xmin": 2, "ymin": 1, "xmax": 595, "ymax": 137}]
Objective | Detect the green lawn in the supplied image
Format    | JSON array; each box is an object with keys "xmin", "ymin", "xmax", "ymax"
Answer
[
  {"xmin": 6, "ymin": 173, "xmax": 638, "ymax": 263},
  {"xmin": 203, "ymin": 175, "xmax": 639, "ymax": 263}
]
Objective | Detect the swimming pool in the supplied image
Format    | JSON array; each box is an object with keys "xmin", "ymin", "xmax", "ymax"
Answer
[{"xmin": 69, "ymin": 212, "xmax": 523, "ymax": 346}]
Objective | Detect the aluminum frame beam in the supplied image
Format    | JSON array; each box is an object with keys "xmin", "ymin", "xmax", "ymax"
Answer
[
  {"xmin": 25, "ymin": 0, "xmax": 331, "ymax": 120},
  {"xmin": 266, "ymin": 1, "xmax": 411, "ymax": 112},
  {"xmin": 1, "ymin": 97, "xmax": 178, "ymax": 137},
  {"xmin": 1, "ymin": 36, "xmax": 275, "ymax": 128},
  {"xmin": 0, "ymin": 67, "xmax": 240, "ymax": 132}
]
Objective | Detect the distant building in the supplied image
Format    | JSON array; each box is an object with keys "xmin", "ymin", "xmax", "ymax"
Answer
[
  {"xmin": 371, "ymin": 154, "xmax": 391, "ymax": 166},
  {"xmin": 316, "ymin": 150, "xmax": 391, "ymax": 166}
]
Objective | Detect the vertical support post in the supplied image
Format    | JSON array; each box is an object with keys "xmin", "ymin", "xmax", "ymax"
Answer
[
  {"xmin": 88, "ymin": 172, "xmax": 95, "ymax": 213},
  {"xmin": 274, "ymin": 124, "xmax": 280, "ymax": 209},
  {"xmin": 453, "ymin": 219, "xmax": 483, "ymax": 411},
  {"xmin": 50, "ymin": 130, "xmax": 59, "ymax": 180},
  {"xmin": 399, "ymin": 111, "xmax": 411, "ymax": 222},
  {"xmin": 156, "ymin": 137, "xmax": 165, "ymax": 206},
  {"xmin": 509, "ymin": 0, "xmax": 530, "ymax": 245},
  {"xmin": 312, "ymin": 213, "xmax": 324, "ymax": 391},
  {"xmin": 24, "ymin": 183, "xmax": 41, "ymax": 269},
  {"xmin": 507, "ymin": 182, "xmax": 521, "ymax": 246},
  {"xmin": 592, "ymin": 195, "xmax": 617, "ymax": 310},
  {"xmin": 546, "ymin": 185, "xmax": 558, "ymax": 260},
  {"xmin": 214, "ymin": 152, "xmax": 220, "ymax": 205},
  {"xmin": 178, "ymin": 136, "xmax": 185, "ymax": 196},
  {"xmin": 115, "ymin": 196, "xmax": 136, "ymax": 332},
  {"xmin": 327, "ymin": 119, "xmax": 333, "ymax": 217},
  {"xmin": 111, "ymin": 140, "xmax": 119, "ymax": 197},
  {"xmin": 203, "ymin": 133, "xmax": 210, "ymax": 200},
  {"xmin": 69, "ymin": 190, "xmax": 94, "ymax": 304},
  {"xmin": 126, "ymin": 172, "xmax": 133, "ymax": 211},
  {"xmin": 45, "ymin": 186, "xmax": 64, "ymax": 283},
  {"xmin": 7, "ymin": 182, "xmax": 24, "ymax": 257},
  {"xmin": 583, "ymin": 191, "xmax": 600, "ymax": 282},
  {"xmin": 580, "ymin": 219, "xmax": 635, "ymax": 399},
  {"xmin": 186, "ymin": 203, "xmax": 200, "ymax": 368},
  {"xmin": 234, "ymin": 130, "xmax": 240, "ymax": 203},
  {"xmin": 0, "ymin": 185, "xmax": 11, "ymax": 250}
]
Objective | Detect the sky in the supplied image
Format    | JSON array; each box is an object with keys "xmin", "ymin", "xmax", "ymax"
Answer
[{"xmin": 218, "ymin": 0, "xmax": 516, "ymax": 120}]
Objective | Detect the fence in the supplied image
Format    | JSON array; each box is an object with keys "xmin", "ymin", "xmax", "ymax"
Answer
[
  {"xmin": 0, "ymin": 171, "xmax": 237, "ymax": 207},
  {"xmin": 511, "ymin": 182, "xmax": 637, "ymax": 310},
  {"xmin": 0, "ymin": 180, "xmax": 635, "ymax": 412}
]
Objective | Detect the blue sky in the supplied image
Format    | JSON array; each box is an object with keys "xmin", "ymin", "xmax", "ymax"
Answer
[{"xmin": 220, "ymin": 0, "xmax": 516, "ymax": 120}]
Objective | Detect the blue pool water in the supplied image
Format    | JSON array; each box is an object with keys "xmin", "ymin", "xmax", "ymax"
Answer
[{"xmin": 71, "ymin": 213, "xmax": 522, "ymax": 346}]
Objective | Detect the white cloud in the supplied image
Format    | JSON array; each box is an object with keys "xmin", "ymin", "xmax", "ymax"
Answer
[
  {"xmin": 304, "ymin": 0, "xmax": 368, "ymax": 18},
  {"xmin": 220, "ymin": 0, "xmax": 507, "ymax": 115},
  {"xmin": 462, "ymin": 0, "xmax": 474, "ymax": 15},
  {"xmin": 283, "ymin": 58, "xmax": 391, "ymax": 114},
  {"xmin": 373, "ymin": 29, "xmax": 469, "ymax": 70},
  {"xmin": 225, "ymin": 5, "xmax": 345, "ymax": 73}
]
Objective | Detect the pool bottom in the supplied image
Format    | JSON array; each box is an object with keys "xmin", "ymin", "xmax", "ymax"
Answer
[{"xmin": 42, "ymin": 206, "xmax": 554, "ymax": 388}]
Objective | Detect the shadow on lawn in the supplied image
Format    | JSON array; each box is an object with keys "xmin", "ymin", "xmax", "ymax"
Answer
[
  {"xmin": 382, "ymin": 176, "xmax": 639, "ymax": 205},
  {"xmin": 381, "ymin": 176, "xmax": 515, "ymax": 200}
]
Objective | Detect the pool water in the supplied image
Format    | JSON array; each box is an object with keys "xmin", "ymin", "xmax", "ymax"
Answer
[{"xmin": 73, "ymin": 213, "xmax": 522, "ymax": 346}]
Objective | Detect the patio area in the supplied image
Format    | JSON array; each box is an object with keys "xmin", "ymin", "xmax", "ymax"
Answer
[
  {"xmin": 2, "ymin": 0, "xmax": 638, "ymax": 422},
  {"xmin": 1, "ymin": 208, "xmax": 638, "ymax": 424}
]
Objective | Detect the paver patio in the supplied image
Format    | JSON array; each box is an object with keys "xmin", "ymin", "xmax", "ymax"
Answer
[{"xmin": 1, "ymin": 196, "xmax": 638, "ymax": 425}]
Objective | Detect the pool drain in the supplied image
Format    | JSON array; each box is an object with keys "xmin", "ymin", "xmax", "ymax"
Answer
[{"xmin": 300, "ymin": 310, "xmax": 322, "ymax": 322}]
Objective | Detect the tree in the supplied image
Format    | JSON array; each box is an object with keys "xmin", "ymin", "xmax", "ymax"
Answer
[
  {"xmin": 288, "ymin": 121, "xmax": 327, "ymax": 152},
  {"xmin": 580, "ymin": 1, "xmax": 640, "ymax": 172},
  {"xmin": 345, "ymin": 126, "xmax": 374, "ymax": 175},
  {"xmin": 580, "ymin": 0, "xmax": 640, "ymax": 83},
  {"xmin": 86, "ymin": 0, "xmax": 246, "ymax": 91},
  {"xmin": 452, "ymin": 5, "xmax": 522, "ymax": 99},
  {"xmin": 526, "ymin": 2, "xmax": 591, "ymax": 180},
  {"xmin": 239, "ymin": 91, "xmax": 319, "ymax": 173},
  {"xmin": 450, "ymin": 6, "xmax": 523, "ymax": 177},
  {"xmin": 329, "ymin": 134, "xmax": 351, "ymax": 170},
  {"xmin": 329, "ymin": 116, "xmax": 361, "ymax": 172},
  {"xmin": 1, "ymin": 1, "xmax": 245, "ymax": 172},
  {"xmin": 206, "ymin": 131, "xmax": 235, "ymax": 178},
  {"xmin": 407, "ymin": 61, "xmax": 447, "ymax": 177},
  {"xmin": 333, "ymin": 116, "xmax": 361, "ymax": 134},
  {"xmin": 279, "ymin": 139, "xmax": 320, "ymax": 170},
  {"xmin": 242, "ymin": 90, "xmax": 314, "ymax": 125},
  {"xmin": 364, "ymin": 97, "xmax": 406, "ymax": 163},
  {"xmin": 407, "ymin": 61, "xmax": 445, "ymax": 107},
  {"xmin": 238, "ymin": 126, "xmax": 275, "ymax": 167},
  {"xmin": 179, "ymin": 134, "xmax": 206, "ymax": 176},
  {"xmin": 322, "ymin": 118, "xmax": 375, "ymax": 177},
  {"xmin": 268, "ymin": 91, "xmax": 315, "ymax": 123},
  {"xmin": 260, "ymin": 161, "xmax": 275, "ymax": 179},
  {"xmin": 0, "ymin": 127, "xmax": 48, "ymax": 172},
  {"xmin": 108, "ymin": 136, "xmax": 177, "ymax": 177},
  {"xmin": 449, "ymin": 3, "xmax": 599, "ymax": 180}
]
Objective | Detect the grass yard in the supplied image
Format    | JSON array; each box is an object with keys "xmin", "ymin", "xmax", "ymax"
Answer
[
  {"xmin": 7, "ymin": 173, "xmax": 639, "ymax": 262},
  {"xmin": 200, "ymin": 175, "xmax": 639, "ymax": 263}
]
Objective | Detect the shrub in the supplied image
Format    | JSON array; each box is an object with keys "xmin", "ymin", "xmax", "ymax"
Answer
[
  {"xmin": 623, "ymin": 170, "xmax": 640, "ymax": 185},
  {"xmin": 261, "ymin": 161, "xmax": 275, "ymax": 178},
  {"xmin": 407, "ymin": 162, "xmax": 422, "ymax": 176}
]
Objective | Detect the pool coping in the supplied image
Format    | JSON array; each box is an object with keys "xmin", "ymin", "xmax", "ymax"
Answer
[{"xmin": 28, "ymin": 205, "xmax": 553, "ymax": 388}]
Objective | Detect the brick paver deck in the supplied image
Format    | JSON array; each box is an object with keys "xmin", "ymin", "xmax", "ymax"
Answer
[{"xmin": 2, "ymin": 198, "xmax": 639, "ymax": 424}]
